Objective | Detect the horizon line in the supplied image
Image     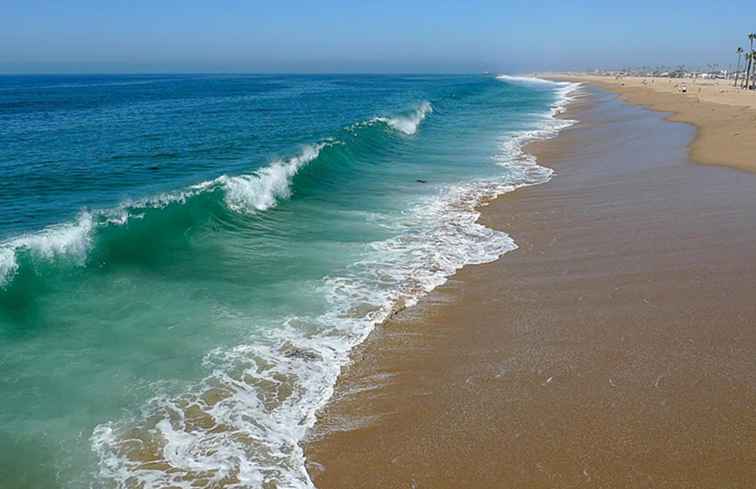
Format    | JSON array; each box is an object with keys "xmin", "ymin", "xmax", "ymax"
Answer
[{"xmin": 0, "ymin": 71, "xmax": 507, "ymax": 77}]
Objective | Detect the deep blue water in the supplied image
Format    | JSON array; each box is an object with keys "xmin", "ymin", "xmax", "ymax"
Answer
[{"xmin": 0, "ymin": 74, "xmax": 575, "ymax": 488}]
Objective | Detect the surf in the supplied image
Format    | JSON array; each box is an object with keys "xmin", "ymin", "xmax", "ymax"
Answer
[
  {"xmin": 0, "ymin": 75, "xmax": 580, "ymax": 489},
  {"xmin": 0, "ymin": 102, "xmax": 434, "ymax": 291},
  {"xmin": 86, "ymin": 85, "xmax": 579, "ymax": 489},
  {"xmin": 373, "ymin": 100, "xmax": 433, "ymax": 135}
]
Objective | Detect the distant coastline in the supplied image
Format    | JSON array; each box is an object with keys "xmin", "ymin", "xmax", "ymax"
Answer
[{"xmin": 545, "ymin": 73, "xmax": 756, "ymax": 173}]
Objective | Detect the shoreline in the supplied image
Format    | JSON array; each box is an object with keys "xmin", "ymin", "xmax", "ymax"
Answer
[
  {"xmin": 305, "ymin": 85, "xmax": 756, "ymax": 488},
  {"xmin": 546, "ymin": 74, "xmax": 756, "ymax": 173}
]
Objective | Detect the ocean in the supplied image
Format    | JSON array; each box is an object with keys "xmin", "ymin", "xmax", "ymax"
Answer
[{"xmin": 0, "ymin": 74, "xmax": 577, "ymax": 488}]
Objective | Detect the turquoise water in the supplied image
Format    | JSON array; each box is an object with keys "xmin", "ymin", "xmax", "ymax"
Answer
[{"xmin": 0, "ymin": 74, "xmax": 576, "ymax": 488}]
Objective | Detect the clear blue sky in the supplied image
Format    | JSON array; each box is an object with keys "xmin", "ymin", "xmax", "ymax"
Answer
[{"xmin": 1, "ymin": 0, "xmax": 754, "ymax": 73}]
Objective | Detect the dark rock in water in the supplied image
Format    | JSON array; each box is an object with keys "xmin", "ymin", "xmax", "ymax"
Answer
[
  {"xmin": 283, "ymin": 346, "xmax": 320, "ymax": 361},
  {"xmin": 416, "ymin": 179, "xmax": 428, "ymax": 183}
]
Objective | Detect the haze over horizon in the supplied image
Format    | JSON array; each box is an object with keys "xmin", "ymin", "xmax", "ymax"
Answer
[{"xmin": 2, "ymin": 0, "xmax": 755, "ymax": 74}]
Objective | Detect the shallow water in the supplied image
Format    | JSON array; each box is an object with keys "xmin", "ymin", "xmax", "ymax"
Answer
[{"xmin": 0, "ymin": 74, "xmax": 576, "ymax": 488}]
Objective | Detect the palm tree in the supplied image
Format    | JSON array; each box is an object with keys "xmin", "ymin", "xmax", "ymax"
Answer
[
  {"xmin": 735, "ymin": 47, "xmax": 744, "ymax": 86},
  {"xmin": 746, "ymin": 33, "xmax": 756, "ymax": 89}
]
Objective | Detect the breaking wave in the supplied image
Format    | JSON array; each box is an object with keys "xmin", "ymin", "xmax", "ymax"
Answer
[
  {"xmin": 0, "ymin": 99, "xmax": 435, "ymax": 289},
  {"xmin": 374, "ymin": 101, "xmax": 433, "ymax": 135},
  {"xmin": 0, "ymin": 213, "xmax": 94, "ymax": 287},
  {"xmin": 218, "ymin": 143, "xmax": 329, "ymax": 214}
]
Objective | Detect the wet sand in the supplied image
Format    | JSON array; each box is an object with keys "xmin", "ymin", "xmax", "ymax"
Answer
[{"xmin": 305, "ymin": 87, "xmax": 756, "ymax": 488}]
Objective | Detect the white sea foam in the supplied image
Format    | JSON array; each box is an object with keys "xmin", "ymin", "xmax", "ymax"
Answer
[
  {"xmin": 219, "ymin": 143, "xmax": 327, "ymax": 213},
  {"xmin": 90, "ymin": 84, "xmax": 581, "ymax": 488},
  {"xmin": 0, "ymin": 248, "xmax": 18, "ymax": 287},
  {"xmin": 497, "ymin": 74, "xmax": 581, "ymax": 117},
  {"xmin": 496, "ymin": 74, "xmax": 565, "ymax": 86},
  {"xmin": 382, "ymin": 101, "xmax": 432, "ymax": 135},
  {"xmin": 552, "ymin": 81, "xmax": 582, "ymax": 115},
  {"xmin": 357, "ymin": 101, "xmax": 433, "ymax": 136},
  {"xmin": 496, "ymin": 76, "xmax": 581, "ymax": 167},
  {"xmin": 18, "ymin": 212, "xmax": 94, "ymax": 261},
  {"xmin": 0, "ymin": 213, "xmax": 94, "ymax": 286}
]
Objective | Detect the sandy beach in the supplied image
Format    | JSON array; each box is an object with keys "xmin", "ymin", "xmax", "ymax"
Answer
[
  {"xmin": 305, "ymin": 85, "xmax": 756, "ymax": 488},
  {"xmin": 548, "ymin": 74, "xmax": 756, "ymax": 173}
]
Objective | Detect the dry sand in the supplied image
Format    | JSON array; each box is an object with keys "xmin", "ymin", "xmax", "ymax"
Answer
[
  {"xmin": 551, "ymin": 74, "xmax": 756, "ymax": 109},
  {"xmin": 305, "ymin": 86, "xmax": 756, "ymax": 488},
  {"xmin": 548, "ymin": 74, "xmax": 756, "ymax": 172}
]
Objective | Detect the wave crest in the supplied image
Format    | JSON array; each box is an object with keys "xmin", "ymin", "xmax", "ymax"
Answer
[
  {"xmin": 0, "ymin": 249, "xmax": 18, "ymax": 287},
  {"xmin": 372, "ymin": 101, "xmax": 433, "ymax": 135},
  {"xmin": 219, "ymin": 143, "xmax": 327, "ymax": 213},
  {"xmin": 0, "ymin": 213, "xmax": 94, "ymax": 286}
]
